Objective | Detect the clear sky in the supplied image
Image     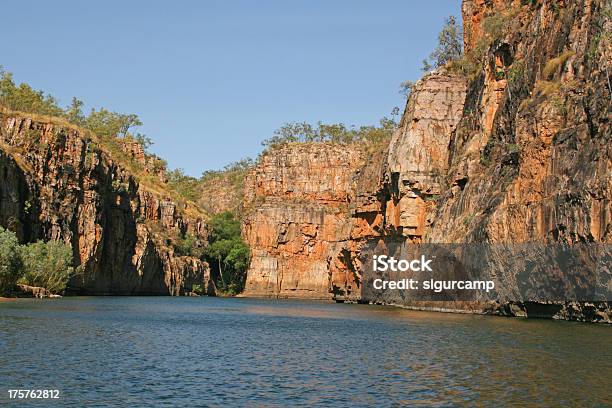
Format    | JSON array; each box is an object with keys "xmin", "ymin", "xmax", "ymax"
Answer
[{"xmin": 1, "ymin": 0, "xmax": 460, "ymax": 176}]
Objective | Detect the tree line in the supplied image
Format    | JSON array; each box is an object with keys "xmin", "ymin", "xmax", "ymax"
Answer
[
  {"xmin": 261, "ymin": 116, "xmax": 398, "ymax": 150},
  {"xmin": 0, "ymin": 68, "xmax": 149, "ymax": 144}
]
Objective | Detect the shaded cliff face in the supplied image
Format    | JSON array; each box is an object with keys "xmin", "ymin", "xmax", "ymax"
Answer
[
  {"xmin": 0, "ymin": 113, "xmax": 214, "ymax": 295},
  {"xmin": 242, "ymin": 144, "xmax": 365, "ymax": 299}
]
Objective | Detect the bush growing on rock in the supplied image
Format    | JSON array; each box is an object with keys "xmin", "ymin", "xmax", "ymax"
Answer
[
  {"xmin": 423, "ymin": 16, "xmax": 463, "ymax": 71},
  {"xmin": 0, "ymin": 69, "xmax": 64, "ymax": 117},
  {"xmin": 173, "ymin": 233, "xmax": 205, "ymax": 258},
  {"xmin": 0, "ymin": 68, "xmax": 143, "ymax": 141},
  {"xmin": 166, "ymin": 168, "xmax": 200, "ymax": 201}
]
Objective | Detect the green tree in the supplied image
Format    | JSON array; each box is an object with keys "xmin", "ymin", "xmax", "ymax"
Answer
[
  {"xmin": 134, "ymin": 133, "xmax": 153, "ymax": 150},
  {"xmin": 65, "ymin": 97, "xmax": 86, "ymax": 125},
  {"xmin": 18, "ymin": 240, "xmax": 75, "ymax": 294},
  {"xmin": 399, "ymin": 80, "xmax": 415, "ymax": 97},
  {"xmin": 204, "ymin": 212, "xmax": 250, "ymax": 294},
  {"xmin": 173, "ymin": 233, "xmax": 204, "ymax": 258},
  {"xmin": 422, "ymin": 16, "xmax": 463, "ymax": 71},
  {"xmin": 0, "ymin": 227, "xmax": 22, "ymax": 295},
  {"xmin": 84, "ymin": 108, "xmax": 142, "ymax": 138}
]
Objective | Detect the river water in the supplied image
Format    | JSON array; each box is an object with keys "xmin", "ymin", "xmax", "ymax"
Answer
[{"xmin": 1, "ymin": 297, "xmax": 610, "ymax": 407}]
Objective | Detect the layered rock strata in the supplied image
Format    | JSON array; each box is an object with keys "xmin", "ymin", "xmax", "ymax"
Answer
[
  {"xmin": 0, "ymin": 113, "xmax": 214, "ymax": 295},
  {"xmin": 241, "ymin": 144, "xmax": 364, "ymax": 299}
]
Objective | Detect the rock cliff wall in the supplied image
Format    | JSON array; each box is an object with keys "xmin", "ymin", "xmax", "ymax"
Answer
[
  {"xmin": 241, "ymin": 0, "xmax": 611, "ymax": 321},
  {"xmin": 3, "ymin": 0, "xmax": 608, "ymax": 320},
  {"xmin": 385, "ymin": 71, "xmax": 467, "ymax": 240},
  {"xmin": 241, "ymin": 144, "xmax": 364, "ymax": 299},
  {"xmin": 0, "ymin": 112, "xmax": 214, "ymax": 295},
  {"xmin": 431, "ymin": 0, "xmax": 611, "ymax": 245}
]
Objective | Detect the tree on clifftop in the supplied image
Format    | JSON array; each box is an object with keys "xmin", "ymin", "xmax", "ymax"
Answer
[{"xmin": 422, "ymin": 16, "xmax": 463, "ymax": 72}]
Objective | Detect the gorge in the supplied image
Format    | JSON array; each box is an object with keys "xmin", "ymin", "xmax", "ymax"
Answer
[{"xmin": 1, "ymin": 0, "xmax": 610, "ymax": 322}]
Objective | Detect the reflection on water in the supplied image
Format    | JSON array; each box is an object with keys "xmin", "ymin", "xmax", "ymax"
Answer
[{"xmin": 1, "ymin": 297, "xmax": 610, "ymax": 407}]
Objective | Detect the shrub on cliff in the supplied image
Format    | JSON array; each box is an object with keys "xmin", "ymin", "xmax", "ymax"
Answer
[
  {"xmin": 167, "ymin": 168, "xmax": 200, "ymax": 201},
  {"xmin": 448, "ymin": 6, "xmax": 519, "ymax": 78},
  {"xmin": 0, "ymin": 227, "xmax": 22, "ymax": 295},
  {"xmin": 0, "ymin": 69, "xmax": 144, "ymax": 142},
  {"xmin": 18, "ymin": 240, "xmax": 76, "ymax": 294},
  {"xmin": 83, "ymin": 108, "xmax": 143, "ymax": 139},
  {"xmin": 0, "ymin": 69, "xmax": 64, "ymax": 117},
  {"xmin": 173, "ymin": 233, "xmax": 205, "ymax": 258},
  {"xmin": 203, "ymin": 212, "xmax": 250, "ymax": 295},
  {"xmin": 399, "ymin": 80, "xmax": 415, "ymax": 97}
]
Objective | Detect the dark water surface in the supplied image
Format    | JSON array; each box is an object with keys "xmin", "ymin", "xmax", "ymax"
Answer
[{"xmin": 1, "ymin": 297, "xmax": 610, "ymax": 407}]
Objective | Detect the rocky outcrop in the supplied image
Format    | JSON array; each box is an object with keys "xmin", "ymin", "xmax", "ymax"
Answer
[
  {"xmin": 15, "ymin": 284, "xmax": 59, "ymax": 298},
  {"xmin": 240, "ymin": 72, "xmax": 469, "ymax": 301},
  {"xmin": 461, "ymin": 0, "xmax": 508, "ymax": 53},
  {"xmin": 242, "ymin": 144, "xmax": 364, "ymax": 299},
  {"xmin": 0, "ymin": 113, "xmax": 214, "ymax": 295},
  {"xmin": 430, "ymin": 0, "xmax": 611, "ymax": 245},
  {"xmin": 366, "ymin": 0, "xmax": 611, "ymax": 321},
  {"xmin": 385, "ymin": 70, "xmax": 467, "ymax": 240}
]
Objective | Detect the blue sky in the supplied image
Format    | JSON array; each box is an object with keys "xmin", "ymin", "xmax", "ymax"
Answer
[{"xmin": 1, "ymin": 0, "xmax": 460, "ymax": 176}]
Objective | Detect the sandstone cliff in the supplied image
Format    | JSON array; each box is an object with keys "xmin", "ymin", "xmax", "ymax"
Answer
[
  {"xmin": 0, "ymin": 111, "xmax": 214, "ymax": 295},
  {"xmin": 241, "ymin": 0, "xmax": 611, "ymax": 321},
  {"xmin": 432, "ymin": 0, "xmax": 611, "ymax": 245},
  {"xmin": 241, "ymin": 143, "xmax": 365, "ymax": 299}
]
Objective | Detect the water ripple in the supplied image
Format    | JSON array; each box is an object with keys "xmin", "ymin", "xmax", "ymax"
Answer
[{"xmin": 1, "ymin": 297, "xmax": 611, "ymax": 407}]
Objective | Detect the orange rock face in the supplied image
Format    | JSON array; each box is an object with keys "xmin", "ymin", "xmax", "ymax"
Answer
[
  {"xmin": 386, "ymin": 70, "xmax": 467, "ymax": 240},
  {"xmin": 241, "ymin": 0, "xmax": 611, "ymax": 321},
  {"xmin": 242, "ymin": 144, "xmax": 365, "ymax": 299},
  {"xmin": 461, "ymin": 0, "xmax": 514, "ymax": 53},
  {"xmin": 429, "ymin": 0, "xmax": 611, "ymax": 246}
]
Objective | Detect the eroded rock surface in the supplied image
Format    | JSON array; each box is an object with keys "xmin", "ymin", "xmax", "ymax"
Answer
[
  {"xmin": 0, "ymin": 113, "xmax": 214, "ymax": 295},
  {"xmin": 241, "ymin": 0, "xmax": 611, "ymax": 321},
  {"xmin": 242, "ymin": 144, "xmax": 364, "ymax": 299},
  {"xmin": 385, "ymin": 70, "xmax": 467, "ymax": 240}
]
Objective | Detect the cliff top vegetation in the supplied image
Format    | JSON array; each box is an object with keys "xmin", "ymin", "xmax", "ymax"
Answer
[
  {"xmin": 260, "ymin": 115, "xmax": 398, "ymax": 152},
  {"xmin": 0, "ymin": 68, "xmax": 209, "ymax": 216},
  {"xmin": 0, "ymin": 65, "xmax": 402, "ymax": 219}
]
